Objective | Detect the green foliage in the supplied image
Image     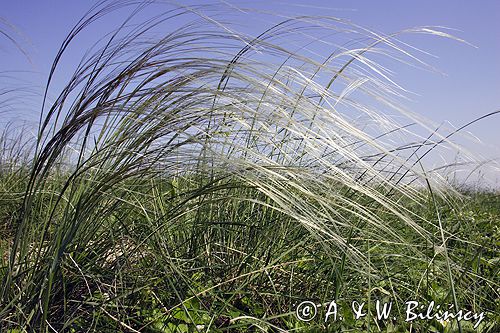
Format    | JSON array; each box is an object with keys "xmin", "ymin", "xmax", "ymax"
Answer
[{"xmin": 0, "ymin": 1, "xmax": 498, "ymax": 332}]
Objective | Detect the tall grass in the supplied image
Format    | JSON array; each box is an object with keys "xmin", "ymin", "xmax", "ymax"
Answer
[{"xmin": 0, "ymin": 1, "xmax": 498, "ymax": 331}]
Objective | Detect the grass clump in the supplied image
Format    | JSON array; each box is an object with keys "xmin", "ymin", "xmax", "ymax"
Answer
[{"xmin": 0, "ymin": 1, "xmax": 498, "ymax": 332}]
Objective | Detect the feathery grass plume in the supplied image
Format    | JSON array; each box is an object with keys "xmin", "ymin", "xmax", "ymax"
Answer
[
  {"xmin": 0, "ymin": 1, "xmax": 498, "ymax": 331},
  {"xmin": 0, "ymin": 17, "xmax": 32, "ymax": 64}
]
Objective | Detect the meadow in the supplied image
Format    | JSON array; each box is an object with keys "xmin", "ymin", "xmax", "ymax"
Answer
[{"xmin": 0, "ymin": 1, "xmax": 498, "ymax": 332}]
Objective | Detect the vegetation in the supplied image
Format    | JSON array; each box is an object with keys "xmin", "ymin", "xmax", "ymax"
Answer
[{"xmin": 0, "ymin": 1, "xmax": 498, "ymax": 332}]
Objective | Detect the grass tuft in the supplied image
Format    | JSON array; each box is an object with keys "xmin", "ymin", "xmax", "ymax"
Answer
[{"xmin": 0, "ymin": 1, "xmax": 498, "ymax": 332}]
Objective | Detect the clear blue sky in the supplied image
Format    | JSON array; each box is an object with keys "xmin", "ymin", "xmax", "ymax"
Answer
[{"xmin": 1, "ymin": 0, "xmax": 499, "ymax": 184}]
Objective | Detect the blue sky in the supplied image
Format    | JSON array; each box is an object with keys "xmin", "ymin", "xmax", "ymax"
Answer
[{"xmin": 1, "ymin": 0, "xmax": 499, "ymax": 184}]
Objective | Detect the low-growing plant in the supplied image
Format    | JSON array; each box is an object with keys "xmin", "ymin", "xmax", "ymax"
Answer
[{"xmin": 0, "ymin": 1, "xmax": 498, "ymax": 332}]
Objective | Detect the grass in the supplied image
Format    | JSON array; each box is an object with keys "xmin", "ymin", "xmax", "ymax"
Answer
[{"xmin": 0, "ymin": 1, "xmax": 499, "ymax": 332}]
